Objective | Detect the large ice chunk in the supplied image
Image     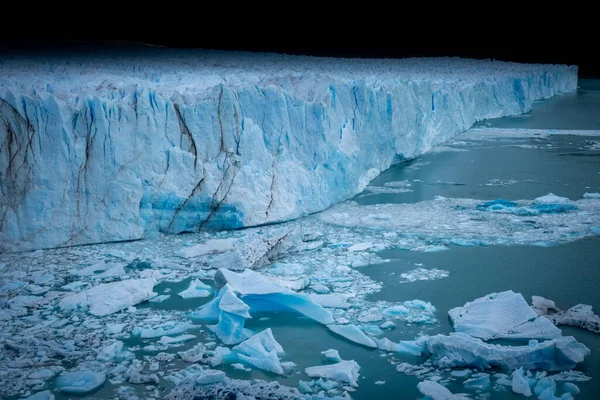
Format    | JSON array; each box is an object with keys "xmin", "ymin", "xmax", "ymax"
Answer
[
  {"xmin": 305, "ymin": 360, "xmax": 360, "ymax": 387},
  {"xmin": 55, "ymin": 371, "xmax": 106, "ymax": 394},
  {"xmin": 232, "ymin": 328, "xmax": 285, "ymax": 374},
  {"xmin": 327, "ymin": 324, "xmax": 377, "ymax": 348},
  {"xmin": 59, "ymin": 278, "xmax": 157, "ymax": 316},
  {"xmin": 426, "ymin": 333, "xmax": 590, "ymax": 371},
  {"xmin": 532, "ymin": 296, "xmax": 600, "ymax": 334},
  {"xmin": 214, "ymin": 268, "xmax": 333, "ymax": 324},
  {"xmin": 449, "ymin": 291, "xmax": 562, "ymax": 341}
]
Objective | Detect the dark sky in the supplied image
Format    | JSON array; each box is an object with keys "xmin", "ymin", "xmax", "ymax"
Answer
[{"xmin": 1, "ymin": 27, "xmax": 596, "ymax": 77}]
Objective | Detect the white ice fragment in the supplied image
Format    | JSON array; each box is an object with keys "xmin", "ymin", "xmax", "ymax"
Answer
[
  {"xmin": 148, "ymin": 294, "xmax": 171, "ymax": 303},
  {"xmin": 159, "ymin": 334, "xmax": 197, "ymax": 345},
  {"xmin": 305, "ymin": 360, "xmax": 360, "ymax": 387},
  {"xmin": 132, "ymin": 321, "xmax": 195, "ymax": 338},
  {"xmin": 449, "ymin": 291, "xmax": 562, "ymax": 341},
  {"xmin": 534, "ymin": 193, "xmax": 571, "ymax": 204},
  {"xmin": 348, "ymin": 242, "xmax": 372, "ymax": 252},
  {"xmin": 181, "ymin": 239, "xmax": 237, "ymax": 258},
  {"xmin": 59, "ymin": 278, "xmax": 157, "ymax": 316},
  {"xmin": 417, "ymin": 380, "xmax": 467, "ymax": 400},
  {"xmin": 178, "ymin": 343, "xmax": 208, "ymax": 363},
  {"xmin": 380, "ymin": 321, "xmax": 396, "ymax": 330},
  {"xmin": 310, "ymin": 284, "xmax": 330, "ymax": 294},
  {"xmin": 196, "ymin": 369, "xmax": 226, "ymax": 385},
  {"xmin": 178, "ymin": 279, "xmax": 212, "ymax": 299},
  {"xmin": 399, "ymin": 268, "xmax": 449, "ymax": 283},
  {"xmin": 532, "ymin": 296, "xmax": 600, "ymax": 334},
  {"xmin": 97, "ymin": 341, "xmax": 133, "ymax": 362},
  {"xmin": 232, "ymin": 329, "xmax": 285, "ymax": 374},
  {"xmin": 310, "ymin": 294, "xmax": 353, "ymax": 309},
  {"xmin": 511, "ymin": 367, "xmax": 532, "ymax": 397},
  {"xmin": 327, "ymin": 324, "xmax": 376, "ymax": 348},
  {"xmin": 583, "ymin": 192, "xmax": 600, "ymax": 198},
  {"xmin": 321, "ymin": 349, "xmax": 342, "ymax": 363},
  {"xmin": 376, "ymin": 337, "xmax": 425, "ymax": 356},
  {"xmin": 23, "ymin": 390, "xmax": 54, "ymax": 400},
  {"xmin": 55, "ymin": 371, "xmax": 106, "ymax": 394}
]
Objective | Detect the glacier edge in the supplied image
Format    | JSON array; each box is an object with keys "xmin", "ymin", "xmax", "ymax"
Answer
[{"xmin": 0, "ymin": 50, "xmax": 578, "ymax": 252}]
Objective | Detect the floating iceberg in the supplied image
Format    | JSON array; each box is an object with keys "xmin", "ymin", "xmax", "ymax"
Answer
[
  {"xmin": 511, "ymin": 367, "xmax": 532, "ymax": 396},
  {"xmin": 0, "ymin": 51, "xmax": 577, "ymax": 252},
  {"xmin": 532, "ymin": 296, "xmax": 600, "ymax": 334},
  {"xmin": 23, "ymin": 391, "xmax": 55, "ymax": 400},
  {"xmin": 96, "ymin": 341, "xmax": 133, "ymax": 362},
  {"xmin": 59, "ymin": 278, "xmax": 157, "ymax": 316},
  {"xmin": 321, "ymin": 349, "xmax": 342, "ymax": 363},
  {"xmin": 327, "ymin": 324, "xmax": 376, "ymax": 348},
  {"xmin": 305, "ymin": 360, "xmax": 361, "ymax": 387},
  {"xmin": 399, "ymin": 267, "xmax": 449, "ymax": 283},
  {"xmin": 376, "ymin": 337, "xmax": 425, "ymax": 356},
  {"xmin": 232, "ymin": 328, "xmax": 285, "ymax": 374},
  {"xmin": 448, "ymin": 291, "xmax": 562, "ymax": 341},
  {"xmin": 213, "ymin": 268, "xmax": 333, "ymax": 324},
  {"xmin": 132, "ymin": 321, "xmax": 196, "ymax": 339},
  {"xmin": 425, "ymin": 332, "xmax": 590, "ymax": 371},
  {"xmin": 178, "ymin": 279, "xmax": 212, "ymax": 299},
  {"xmin": 55, "ymin": 371, "xmax": 106, "ymax": 394}
]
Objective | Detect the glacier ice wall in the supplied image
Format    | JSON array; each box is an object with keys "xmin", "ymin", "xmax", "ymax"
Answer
[{"xmin": 0, "ymin": 50, "xmax": 578, "ymax": 252}]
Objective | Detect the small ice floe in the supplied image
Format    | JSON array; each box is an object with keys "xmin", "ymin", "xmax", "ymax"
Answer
[
  {"xmin": 449, "ymin": 290, "xmax": 562, "ymax": 341},
  {"xmin": 305, "ymin": 359, "xmax": 361, "ymax": 387},
  {"xmin": 321, "ymin": 349, "xmax": 342, "ymax": 363},
  {"xmin": 178, "ymin": 279, "xmax": 212, "ymax": 299},
  {"xmin": 399, "ymin": 267, "xmax": 449, "ymax": 283},
  {"xmin": 59, "ymin": 278, "xmax": 157, "ymax": 316},
  {"xmin": 55, "ymin": 371, "xmax": 106, "ymax": 394},
  {"xmin": 532, "ymin": 296, "xmax": 600, "ymax": 334}
]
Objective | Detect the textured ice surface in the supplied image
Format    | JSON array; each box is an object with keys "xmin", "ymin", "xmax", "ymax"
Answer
[
  {"xmin": 0, "ymin": 50, "xmax": 578, "ymax": 252},
  {"xmin": 511, "ymin": 367, "xmax": 532, "ymax": 396},
  {"xmin": 377, "ymin": 337, "xmax": 425, "ymax": 356},
  {"xmin": 417, "ymin": 380, "xmax": 467, "ymax": 400},
  {"xmin": 231, "ymin": 328, "xmax": 285, "ymax": 374},
  {"xmin": 327, "ymin": 324, "xmax": 377, "ymax": 348},
  {"xmin": 449, "ymin": 291, "xmax": 562, "ymax": 341},
  {"xmin": 399, "ymin": 267, "xmax": 449, "ymax": 283},
  {"xmin": 59, "ymin": 278, "xmax": 157, "ymax": 316},
  {"xmin": 55, "ymin": 371, "xmax": 106, "ymax": 394},
  {"xmin": 425, "ymin": 332, "xmax": 590, "ymax": 371},
  {"xmin": 305, "ymin": 360, "xmax": 361, "ymax": 387},
  {"xmin": 532, "ymin": 296, "xmax": 600, "ymax": 334},
  {"xmin": 213, "ymin": 268, "xmax": 333, "ymax": 324},
  {"xmin": 321, "ymin": 349, "xmax": 343, "ymax": 363}
]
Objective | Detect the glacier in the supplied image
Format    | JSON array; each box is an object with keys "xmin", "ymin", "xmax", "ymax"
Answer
[{"xmin": 0, "ymin": 50, "xmax": 578, "ymax": 252}]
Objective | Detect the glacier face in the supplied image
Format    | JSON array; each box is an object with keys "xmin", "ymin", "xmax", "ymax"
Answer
[{"xmin": 0, "ymin": 50, "xmax": 578, "ymax": 252}]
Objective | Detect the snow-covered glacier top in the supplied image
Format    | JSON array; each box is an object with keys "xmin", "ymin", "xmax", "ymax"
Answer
[{"xmin": 0, "ymin": 50, "xmax": 578, "ymax": 252}]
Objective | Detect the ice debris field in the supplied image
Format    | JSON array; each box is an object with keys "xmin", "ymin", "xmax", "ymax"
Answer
[{"xmin": 1, "ymin": 50, "xmax": 599, "ymax": 400}]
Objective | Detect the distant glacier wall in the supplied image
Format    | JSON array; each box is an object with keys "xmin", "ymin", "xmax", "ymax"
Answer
[{"xmin": 0, "ymin": 51, "xmax": 578, "ymax": 252}]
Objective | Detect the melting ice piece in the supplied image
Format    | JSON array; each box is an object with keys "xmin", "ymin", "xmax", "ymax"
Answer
[
  {"xmin": 305, "ymin": 360, "xmax": 361, "ymax": 387},
  {"xmin": 55, "ymin": 371, "xmax": 106, "ymax": 394},
  {"xmin": 399, "ymin": 267, "xmax": 449, "ymax": 283},
  {"xmin": 449, "ymin": 291, "xmax": 562, "ymax": 341},
  {"xmin": 426, "ymin": 332, "xmax": 590, "ymax": 371},
  {"xmin": 321, "ymin": 349, "xmax": 342, "ymax": 363},
  {"xmin": 97, "ymin": 341, "xmax": 133, "ymax": 362},
  {"xmin": 535, "ymin": 193, "xmax": 571, "ymax": 205},
  {"xmin": 511, "ymin": 367, "xmax": 532, "ymax": 396},
  {"xmin": 327, "ymin": 324, "xmax": 376, "ymax": 348},
  {"xmin": 376, "ymin": 337, "xmax": 426, "ymax": 356},
  {"xmin": 264, "ymin": 275, "xmax": 310, "ymax": 291},
  {"xmin": 214, "ymin": 268, "xmax": 333, "ymax": 324},
  {"xmin": 310, "ymin": 294, "xmax": 353, "ymax": 309},
  {"xmin": 23, "ymin": 390, "xmax": 54, "ymax": 400},
  {"xmin": 382, "ymin": 300, "xmax": 437, "ymax": 324},
  {"xmin": 180, "ymin": 238, "xmax": 237, "ymax": 258},
  {"xmin": 417, "ymin": 380, "xmax": 467, "ymax": 400},
  {"xmin": 532, "ymin": 296, "xmax": 600, "ymax": 334},
  {"xmin": 195, "ymin": 369, "xmax": 226, "ymax": 385},
  {"xmin": 232, "ymin": 329, "xmax": 285, "ymax": 375},
  {"xmin": 178, "ymin": 279, "xmax": 212, "ymax": 299},
  {"xmin": 148, "ymin": 294, "xmax": 171, "ymax": 303},
  {"xmin": 583, "ymin": 192, "xmax": 600, "ymax": 198},
  {"xmin": 59, "ymin": 278, "xmax": 157, "ymax": 316},
  {"xmin": 132, "ymin": 321, "xmax": 195, "ymax": 339}
]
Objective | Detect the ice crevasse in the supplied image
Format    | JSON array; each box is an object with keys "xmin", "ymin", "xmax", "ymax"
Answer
[{"xmin": 0, "ymin": 50, "xmax": 578, "ymax": 252}]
